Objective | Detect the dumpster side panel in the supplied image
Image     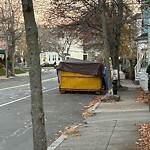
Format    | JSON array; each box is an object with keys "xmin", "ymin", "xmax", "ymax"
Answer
[{"xmin": 59, "ymin": 71, "xmax": 102, "ymax": 92}]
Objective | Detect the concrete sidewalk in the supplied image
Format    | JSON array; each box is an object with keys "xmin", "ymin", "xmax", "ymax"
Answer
[
  {"xmin": 0, "ymin": 72, "xmax": 29, "ymax": 80},
  {"xmin": 49, "ymin": 79, "xmax": 150, "ymax": 150}
]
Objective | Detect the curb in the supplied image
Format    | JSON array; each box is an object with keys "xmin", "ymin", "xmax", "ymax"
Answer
[
  {"xmin": 47, "ymin": 98, "xmax": 102, "ymax": 150},
  {"xmin": 47, "ymin": 134, "xmax": 68, "ymax": 150},
  {"xmin": 0, "ymin": 73, "xmax": 29, "ymax": 80}
]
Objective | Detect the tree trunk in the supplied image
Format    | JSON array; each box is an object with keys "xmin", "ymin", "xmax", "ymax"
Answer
[
  {"xmin": 99, "ymin": 0, "xmax": 112, "ymax": 90},
  {"xmin": 112, "ymin": 0, "xmax": 123, "ymax": 87},
  {"xmin": 7, "ymin": 10, "xmax": 16, "ymax": 76},
  {"xmin": 10, "ymin": 43, "xmax": 15, "ymax": 76},
  {"xmin": 5, "ymin": 38, "xmax": 9, "ymax": 78},
  {"xmin": 113, "ymin": 47, "xmax": 120, "ymax": 86},
  {"xmin": 21, "ymin": 0, "xmax": 47, "ymax": 150},
  {"xmin": 129, "ymin": 59, "xmax": 135, "ymax": 80},
  {"xmin": 7, "ymin": 43, "xmax": 15, "ymax": 76},
  {"xmin": 10, "ymin": 22, "xmax": 16, "ymax": 76}
]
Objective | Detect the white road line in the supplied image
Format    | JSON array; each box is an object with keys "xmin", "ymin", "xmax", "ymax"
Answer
[
  {"xmin": 43, "ymin": 87, "xmax": 58, "ymax": 93},
  {"xmin": 0, "ymin": 96, "xmax": 30, "ymax": 107},
  {"xmin": 0, "ymin": 87, "xmax": 58, "ymax": 108},
  {"xmin": 0, "ymin": 77, "xmax": 57, "ymax": 91}
]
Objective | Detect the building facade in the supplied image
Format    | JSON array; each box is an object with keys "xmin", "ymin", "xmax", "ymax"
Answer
[{"xmin": 134, "ymin": 0, "xmax": 150, "ymax": 91}]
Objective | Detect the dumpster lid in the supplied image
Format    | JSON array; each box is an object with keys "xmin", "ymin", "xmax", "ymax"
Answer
[{"xmin": 57, "ymin": 58, "xmax": 104, "ymax": 77}]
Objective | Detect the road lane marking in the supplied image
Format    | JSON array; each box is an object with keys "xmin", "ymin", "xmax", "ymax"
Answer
[
  {"xmin": 0, "ymin": 95, "xmax": 30, "ymax": 107},
  {"xmin": 0, "ymin": 77, "xmax": 57, "ymax": 91},
  {"xmin": 0, "ymin": 87, "xmax": 58, "ymax": 108}
]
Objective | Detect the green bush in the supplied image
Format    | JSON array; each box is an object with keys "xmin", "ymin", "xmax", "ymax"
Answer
[
  {"xmin": 0, "ymin": 68, "xmax": 27, "ymax": 76},
  {"xmin": 146, "ymin": 65, "xmax": 150, "ymax": 74},
  {"xmin": 146, "ymin": 65, "xmax": 150, "ymax": 91},
  {"xmin": 15, "ymin": 68, "xmax": 26, "ymax": 74},
  {"xmin": 0, "ymin": 63, "xmax": 4, "ymax": 69},
  {"xmin": 148, "ymin": 77, "xmax": 150, "ymax": 91},
  {"xmin": 122, "ymin": 68, "xmax": 129, "ymax": 73},
  {"xmin": 0, "ymin": 68, "xmax": 6, "ymax": 76}
]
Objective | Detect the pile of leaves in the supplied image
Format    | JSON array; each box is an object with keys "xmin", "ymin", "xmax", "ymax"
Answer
[
  {"xmin": 82, "ymin": 96, "xmax": 101, "ymax": 118},
  {"xmin": 54, "ymin": 124, "xmax": 81, "ymax": 141},
  {"xmin": 136, "ymin": 122, "xmax": 150, "ymax": 150},
  {"xmin": 82, "ymin": 95, "xmax": 118, "ymax": 118},
  {"xmin": 63, "ymin": 125, "xmax": 80, "ymax": 136},
  {"xmin": 136, "ymin": 88, "xmax": 149, "ymax": 103},
  {"xmin": 136, "ymin": 88, "xmax": 150, "ymax": 150},
  {"xmin": 85, "ymin": 96, "xmax": 102, "ymax": 108}
]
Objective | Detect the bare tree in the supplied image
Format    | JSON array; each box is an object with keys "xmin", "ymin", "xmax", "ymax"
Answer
[
  {"xmin": 45, "ymin": 0, "xmax": 140, "ymax": 89},
  {"xmin": 98, "ymin": 0, "xmax": 112, "ymax": 90},
  {"xmin": 38, "ymin": 27, "xmax": 79, "ymax": 60},
  {"xmin": 16, "ymin": 31, "xmax": 28, "ymax": 66},
  {"xmin": 0, "ymin": 0, "xmax": 23, "ymax": 77},
  {"xmin": 21, "ymin": 0, "xmax": 47, "ymax": 150}
]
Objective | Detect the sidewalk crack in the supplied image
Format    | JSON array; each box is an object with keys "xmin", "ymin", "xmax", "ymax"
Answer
[{"xmin": 105, "ymin": 120, "xmax": 117, "ymax": 150}]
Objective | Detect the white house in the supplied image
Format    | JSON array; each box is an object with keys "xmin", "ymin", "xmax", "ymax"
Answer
[
  {"xmin": 67, "ymin": 40, "xmax": 84, "ymax": 60},
  {"xmin": 40, "ymin": 51, "xmax": 62, "ymax": 65},
  {"xmin": 134, "ymin": 1, "xmax": 150, "ymax": 92},
  {"xmin": 135, "ymin": 33, "xmax": 148, "ymax": 91},
  {"xmin": 40, "ymin": 40, "xmax": 88, "ymax": 65}
]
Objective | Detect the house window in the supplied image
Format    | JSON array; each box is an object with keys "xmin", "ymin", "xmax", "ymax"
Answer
[
  {"xmin": 83, "ymin": 54, "xmax": 87, "ymax": 60},
  {"xmin": 49, "ymin": 55, "xmax": 51, "ymax": 61},
  {"xmin": 66, "ymin": 56, "xmax": 70, "ymax": 59},
  {"xmin": 43, "ymin": 55, "xmax": 46, "ymax": 61}
]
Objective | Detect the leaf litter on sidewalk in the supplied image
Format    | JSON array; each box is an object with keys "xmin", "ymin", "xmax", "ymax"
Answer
[
  {"xmin": 136, "ymin": 88, "xmax": 149, "ymax": 103},
  {"xmin": 82, "ymin": 95, "xmax": 118, "ymax": 118},
  {"xmin": 136, "ymin": 122, "xmax": 150, "ymax": 150},
  {"xmin": 63, "ymin": 125, "xmax": 80, "ymax": 136},
  {"xmin": 136, "ymin": 88, "xmax": 150, "ymax": 150},
  {"xmin": 58, "ymin": 94, "xmax": 119, "ymax": 139}
]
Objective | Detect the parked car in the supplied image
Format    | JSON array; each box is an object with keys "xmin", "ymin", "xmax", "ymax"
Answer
[
  {"xmin": 41, "ymin": 62, "xmax": 51, "ymax": 67},
  {"xmin": 41, "ymin": 62, "xmax": 56, "ymax": 67}
]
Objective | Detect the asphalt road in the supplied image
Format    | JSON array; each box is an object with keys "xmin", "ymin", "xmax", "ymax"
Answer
[{"xmin": 0, "ymin": 69, "xmax": 95, "ymax": 150}]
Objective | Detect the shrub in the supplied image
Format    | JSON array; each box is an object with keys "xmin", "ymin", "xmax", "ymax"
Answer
[
  {"xmin": 0, "ymin": 68, "xmax": 5, "ymax": 76},
  {"xmin": 15, "ymin": 68, "xmax": 26, "ymax": 74},
  {"xmin": 146, "ymin": 65, "xmax": 150, "ymax": 74},
  {"xmin": 0, "ymin": 63, "xmax": 4, "ymax": 69},
  {"xmin": 146, "ymin": 65, "xmax": 150, "ymax": 91}
]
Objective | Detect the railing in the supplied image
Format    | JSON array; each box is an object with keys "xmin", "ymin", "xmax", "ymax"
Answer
[{"xmin": 134, "ymin": 54, "xmax": 144, "ymax": 80}]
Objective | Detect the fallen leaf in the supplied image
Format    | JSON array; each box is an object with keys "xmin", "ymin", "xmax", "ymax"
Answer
[
  {"xmin": 63, "ymin": 126, "xmax": 80, "ymax": 136},
  {"xmin": 136, "ymin": 122, "xmax": 150, "ymax": 150},
  {"xmin": 136, "ymin": 88, "xmax": 149, "ymax": 103}
]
